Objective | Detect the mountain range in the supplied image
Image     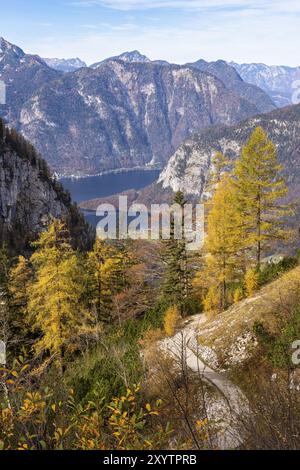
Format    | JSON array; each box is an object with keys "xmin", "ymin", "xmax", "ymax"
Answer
[
  {"xmin": 0, "ymin": 38, "xmax": 278, "ymax": 176},
  {"xmin": 1, "ymin": 36, "xmax": 300, "ymax": 206},
  {"xmin": 231, "ymin": 62, "xmax": 300, "ymax": 108}
]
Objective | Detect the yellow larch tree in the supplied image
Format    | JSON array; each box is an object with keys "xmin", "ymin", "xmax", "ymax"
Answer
[
  {"xmin": 203, "ymin": 173, "xmax": 241, "ymax": 311},
  {"xmin": 87, "ymin": 238, "xmax": 132, "ymax": 323},
  {"xmin": 8, "ymin": 255, "xmax": 32, "ymax": 342},
  {"xmin": 28, "ymin": 220, "xmax": 91, "ymax": 372},
  {"xmin": 234, "ymin": 127, "xmax": 292, "ymax": 270}
]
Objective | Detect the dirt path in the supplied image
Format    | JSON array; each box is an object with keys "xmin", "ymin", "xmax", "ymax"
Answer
[{"xmin": 159, "ymin": 313, "xmax": 249, "ymax": 449}]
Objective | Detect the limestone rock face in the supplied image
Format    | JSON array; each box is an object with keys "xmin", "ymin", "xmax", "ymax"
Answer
[
  {"xmin": 0, "ymin": 147, "xmax": 64, "ymax": 232},
  {"xmin": 0, "ymin": 125, "xmax": 93, "ymax": 253},
  {"xmin": 158, "ymin": 103, "xmax": 300, "ymax": 198}
]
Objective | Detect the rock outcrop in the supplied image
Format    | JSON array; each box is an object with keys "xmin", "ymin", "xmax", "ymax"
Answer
[{"xmin": 0, "ymin": 119, "xmax": 93, "ymax": 253}]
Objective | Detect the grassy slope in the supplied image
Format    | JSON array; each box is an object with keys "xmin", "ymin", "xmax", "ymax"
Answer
[{"xmin": 197, "ymin": 266, "xmax": 300, "ymax": 366}]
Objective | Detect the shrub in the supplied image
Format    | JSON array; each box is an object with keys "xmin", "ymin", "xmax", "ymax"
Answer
[
  {"xmin": 258, "ymin": 257, "xmax": 298, "ymax": 286},
  {"xmin": 203, "ymin": 286, "xmax": 220, "ymax": 313},
  {"xmin": 233, "ymin": 287, "xmax": 244, "ymax": 304},
  {"xmin": 244, "ymin": 268, "xmax": 259, "ymax": 297},
  {"xmin": 164, "ymin": 306, "xmax": 181, "ymax": 337}
]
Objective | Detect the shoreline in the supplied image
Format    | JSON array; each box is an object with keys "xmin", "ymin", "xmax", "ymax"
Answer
[{"xmin": 57, "ymin": 166, "xmax": 162, "ymax": 181}]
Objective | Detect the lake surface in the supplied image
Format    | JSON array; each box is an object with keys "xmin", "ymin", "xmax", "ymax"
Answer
[
  {"xmin": 61, "ymin": 169, "xmax": 161, "ymax": 228},
  {"xmin": 60, "ymin": 169, "xmax": 160, "ymax": 204}
]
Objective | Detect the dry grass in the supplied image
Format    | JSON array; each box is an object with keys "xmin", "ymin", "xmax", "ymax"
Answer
[{"xmin": 197, "ymin": 265, "xmax": 300, "ymax": 360}]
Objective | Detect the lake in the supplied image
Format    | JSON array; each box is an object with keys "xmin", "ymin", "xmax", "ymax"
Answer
[
  {"xmin": 60, "ymin": 169, "xmax": 160, "ymax": 204},
  {"xmin": 60, "ymin": 169, "xmax": 161, "ymax": 227}
]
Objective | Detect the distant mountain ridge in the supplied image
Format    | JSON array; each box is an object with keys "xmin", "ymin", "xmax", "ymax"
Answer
[
  {"xmin": 187, "ymin": 58, "xmax": 276, "ymax": 113},
  {"xmin": 19, "ymin": 60, "xmax": 273, "ymax": 176},
  {"xmin": 43, "ymin": 57, "xmax": 87, "ymax": 72},
  {"xmin": 231, "ymin": 62, "xmax": 300, "ymax": 107},
  {"xmin": 91, "ymin": 50, "xmax": 151, "ymax": 68}
]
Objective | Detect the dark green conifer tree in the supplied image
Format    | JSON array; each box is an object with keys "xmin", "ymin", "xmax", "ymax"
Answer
[{"xmin": 162, "ymin": 191, "xmax": 192, "ymax": 316}]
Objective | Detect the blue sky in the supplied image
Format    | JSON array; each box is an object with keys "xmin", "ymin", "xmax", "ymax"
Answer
[{"xmin": 0, "ymin": 0, "xmax": 299, "ymax": 65}]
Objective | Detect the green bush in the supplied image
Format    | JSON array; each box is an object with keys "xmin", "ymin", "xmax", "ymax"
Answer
[
  {"xmin": 258, "ymin": 257, "xmax": 297, "ymax": 286},
  {"xmin": 67, "ymin": 302, "xmax": 166, "ymax": 404}
]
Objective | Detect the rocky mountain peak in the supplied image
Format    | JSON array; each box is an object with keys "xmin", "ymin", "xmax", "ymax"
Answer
[
  {"xmin": 91, "ymin": 50, "xmax": 150, "ymax": 68},
  {"xmin": 0, "ymin": 37, "xmax": 48, "ymax": 70},
  {"xmin": 117, "ymin": 50, "xmax": 151, "ymax": 63},
  {"xmin": 0, "ymin": 37, "xmax": 25, "ymax": 60}
]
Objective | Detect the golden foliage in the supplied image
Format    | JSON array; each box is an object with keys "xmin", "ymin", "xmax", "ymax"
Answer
[
  {"xmin": 234, "ymin": 127, "xmax": 292, "ymax": 269},
  {"xmin": 0, "ymin": 358, "xmax": 170, "ymax": 450},
  {"xmin": 244, "ymin": 268, "xmax": 259, "ymax": 297},
  {"xmin": 233, "ymin": 287, "xmax": 244, "ymax": 304},
  {"xmin": 164, "ymin": 305, "xmax": 181, "ymax": 337}
]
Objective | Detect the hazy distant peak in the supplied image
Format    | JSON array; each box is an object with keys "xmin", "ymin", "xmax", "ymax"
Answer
[
  {"xmin": 117, "ymin": 50, "xmax": 151, "ymax": 63},
  {"xmin": 43, "ymin": 57, "xmax": 87, "ymax": 72}
]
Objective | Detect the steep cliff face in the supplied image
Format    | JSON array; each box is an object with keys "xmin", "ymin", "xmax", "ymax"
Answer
[
  {"xmin": 158, "ymin": 103, "xmax": 300, "ymax": 198},
  {"xmin": 187, "ymin": 59, "xmax": 276, "ymax": 113},
  {"xmin": 0, "ymin": 120, "xmax": 93, "ymax": 253}
]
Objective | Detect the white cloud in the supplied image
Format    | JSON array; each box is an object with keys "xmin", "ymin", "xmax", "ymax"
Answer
[
  {"xmin": 20, "ymin": 0, "xmax": 300, "ymax": 67},
  {"xmin": 73, "ymin": 0, "xmax": 300, "ymax": 14},
  {"xmin": 29, "ymin": 7, "xmax": 300, "ymax": 67}
]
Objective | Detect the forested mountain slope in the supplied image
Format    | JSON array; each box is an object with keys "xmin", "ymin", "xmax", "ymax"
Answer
[{"xmin": 0, "ymin": 119, "xmax": 93, "ymax": 253}]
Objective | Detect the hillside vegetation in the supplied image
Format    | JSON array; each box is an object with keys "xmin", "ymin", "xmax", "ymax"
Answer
[
  {"xmin": 1, "ymin": 126, "xmax": 300, "ymax": 450},
  {"xmin": 198, "ymin": 265, "xmax": 300, "ymax": 368}
]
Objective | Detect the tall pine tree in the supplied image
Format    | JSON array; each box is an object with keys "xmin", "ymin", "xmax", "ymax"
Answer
[{"xmin": 162, "ymin": 191, "xmax": 192, "ymax": 316}]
